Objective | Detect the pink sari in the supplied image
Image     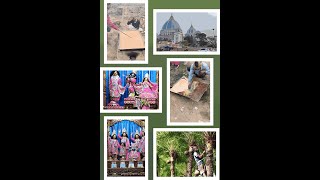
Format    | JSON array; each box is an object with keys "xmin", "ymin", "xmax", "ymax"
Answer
[
  {"xmin": 118, "ymin": 144, "xmax": 128, "ymax": 160},
  {"xmin": 107, "ymin": 136, "xmax": 111, "ymax": 156},
  {"xmin": 109, "ymin": 75, "xmax": 125, "ymax": 101},
  {"xmin": 139, "ymin": 136, "xmax": 145, "ymax": 154},
  {"xmin": 135, "ymin": 79, "xmax": 158, "ymax": 99},
  {"xmin": 118, "ymin": 133, "xmax": 130, "ymax": 150},
  {"xmin": 127, "ymin": 78, "xmax": 137, "ymax": 96},
  {"xmin": 109, "ymin": 139, "xmax": 120, "ymax": 155},
  {"xmin": 128, "ymin": 150, "xmax": 140, "ymax": 161},
  {"xmin": 131, "ymin": 135, "xmax": 142, "ymax": 152}
]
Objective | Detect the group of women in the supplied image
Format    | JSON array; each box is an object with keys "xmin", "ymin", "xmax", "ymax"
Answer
[
  {"xmin": 107, "ymin": 128, "xmax": 145, "ymax": 161},
  {"xmin": 108, "ymin": 70, "xmax": 158, "ymax": 108}
]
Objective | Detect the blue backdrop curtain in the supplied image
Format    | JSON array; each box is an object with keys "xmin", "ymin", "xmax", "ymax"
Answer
[
  {"xmin": 105, "ymin": 70, "xmax": 158, "ymax": 106},
  {"xmin": 109, "ymin": 120, "xmax": 142, "ymax": 145}
]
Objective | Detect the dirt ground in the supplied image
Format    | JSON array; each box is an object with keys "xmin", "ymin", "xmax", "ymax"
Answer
[
  {"xmin": 170, "ymin": 61, "xmax": 211, "ymax": 123},
  {"xmin": 107, "ymin": 3, "xmax": 145, "ymax": 61}
]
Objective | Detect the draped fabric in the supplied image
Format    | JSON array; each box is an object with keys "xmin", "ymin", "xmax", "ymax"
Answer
[
  {"xmin": 105, "ymin": 70, "xmax": 158, "ymax": 105},
  {"xmin": 109, "ymin": 120, "xmax": 143, "ymax": 146},
  {"xmin": 134, "ymin": 79, "xmax": 159, "ymax": 99}
]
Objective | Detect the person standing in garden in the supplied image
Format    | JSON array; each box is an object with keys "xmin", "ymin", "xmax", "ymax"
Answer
[{"xmin": 192, "ymin": 145, "xmax": 206, "ymax": 177}]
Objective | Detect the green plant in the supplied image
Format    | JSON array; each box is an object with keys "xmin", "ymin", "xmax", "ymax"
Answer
[{"xmin": 156, "ymin": 132, "xmax": 216, "ymax": 177}]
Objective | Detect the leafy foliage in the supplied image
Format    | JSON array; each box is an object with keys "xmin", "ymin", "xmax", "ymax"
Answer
[
  {"xmin": 156, "ymin": 131, "xmax": 216, "ymax": 177},
  {"xmin": 195, "ymin": 32, "xmax": 208, "ymax": 47},
  {"xmin": 184, "ymin": 36, "xmax": 194, "ymax": 46}
]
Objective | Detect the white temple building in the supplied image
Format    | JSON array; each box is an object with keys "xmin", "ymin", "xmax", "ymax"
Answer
[
  {"xmin": 158, "ymin": 14, "xmax": 183, "ymax": 43},
  {"xmin": 185, "ymin": 24, "xmax": 201, "ymax": 37}
]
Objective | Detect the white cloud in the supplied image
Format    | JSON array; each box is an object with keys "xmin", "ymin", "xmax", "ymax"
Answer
[{"xmin": 208, "ymin": 12, "xmax": 217, "ymax": 17}]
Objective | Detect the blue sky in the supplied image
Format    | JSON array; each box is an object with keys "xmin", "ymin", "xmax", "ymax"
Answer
[{"xmin": 156, "ymin": 12, "xmax": 217, "ymax": 34}]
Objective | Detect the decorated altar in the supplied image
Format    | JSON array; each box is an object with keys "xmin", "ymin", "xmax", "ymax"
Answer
[
  {"xmin": 103, "ymin": 70, "xmax": 160, "ymax": 110},
  {"xmin": 106, "ymin": 119, "xmax": 146, "ymax": 176}
]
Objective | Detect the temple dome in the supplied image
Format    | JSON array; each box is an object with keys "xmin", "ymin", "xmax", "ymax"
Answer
[
  {"xmin": 186, "ymin": 24, "xmax": 196, "ymax": 35},
  {"xmin": 161, "ymin": 14, "xmax": 182, "ymax": 32},
  {"xmin": 185, "ymin": 24, "xmax": 201, "ymax": 36}
]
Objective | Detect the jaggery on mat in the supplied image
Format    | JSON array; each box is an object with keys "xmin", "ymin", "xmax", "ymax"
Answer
[
  {"xmin": 170, "ymin": 76, "xmax": 209, "ymax": 102},
  {"xmin": 118, "ymin": 30, "xmax": 145, "ymax": 50},
  {"xmin": 170, "ymin": 76, "xmax": 189, "ymax": 93}
]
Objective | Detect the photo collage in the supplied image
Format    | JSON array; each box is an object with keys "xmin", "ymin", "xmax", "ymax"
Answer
[{"xmin": 100, "ymin": 0, "xmax": 220, "ymax": 179}]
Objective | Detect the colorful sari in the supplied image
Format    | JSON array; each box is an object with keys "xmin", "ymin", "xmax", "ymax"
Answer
[
  {"xmin": 107, "ymin": 136, "xmax": 111, "ymax": 156},
  {"xmin": 109, "ymin": 75, "xmax": 125, "ymax": 102},
  {"xmin": 128, "ymin": 149, "xmax": 140, "ymax": 161},
  {"xmin": 109, "ymin": 139, "xmax": 120, "ymax": 155},
  {"xmin": 118, "ymin": 145, "xmax": 128, "ymax": 160},
  {"xmin": 135, "ymin": 79, "xmax": 158, "ymax": 99},
  {"xmin": 139, "ymin": 136, "xmax": 145, "ymax": 154},
  {"xmin": 118, "ymin": 133, "xmax": 130, "ymax": 150},
  {"xmin": 131, "ymin": 135, "xmax": 142, "ymax": 152},
  {"xmin": 127, "ymin": 77, "xmax": 137, "ymax": 97}
]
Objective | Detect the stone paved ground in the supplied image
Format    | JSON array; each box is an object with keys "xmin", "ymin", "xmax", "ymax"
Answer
[{"xmin": 107, "ymin": 3, "xmax": 145, "ymax": 61}]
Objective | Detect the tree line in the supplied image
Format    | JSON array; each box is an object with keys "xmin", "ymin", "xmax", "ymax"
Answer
[{"xmin": 156, "ymin": 131, "xmax": 216, "ymax": 177}]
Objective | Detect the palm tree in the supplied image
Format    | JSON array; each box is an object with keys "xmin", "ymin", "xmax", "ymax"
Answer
[
  {"xmin": 184, "ymin": 133, "xmax": 194, "ymax": 176},
  {"xmin": 203, "ymin": 131, "xmax": 216, "ymax": 176},
  {"xmin": 167, "ymin": 144, "xmax": 177, "ymax": 177},
  {"xmin": 157, "ymin": 132, "xmax": 178, "ymax": 177},
  {"xmin": 157, "ymin": 131, "xmax": 206, "ymax": 177}
]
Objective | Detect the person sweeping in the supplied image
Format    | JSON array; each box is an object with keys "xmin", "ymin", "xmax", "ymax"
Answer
[
  {"xmin": 106, "ymin": 3, "xmax": 119, "ymax": 31},
  {"xmin": 106, "ymin": 3, "xmax": 119, "ymax": 44},
  {"xmin": 107, "ymin": 15, "xmax": 119, "ymax": 32}
]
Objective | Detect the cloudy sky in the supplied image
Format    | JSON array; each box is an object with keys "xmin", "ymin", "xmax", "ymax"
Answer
[{"xmin": 156, "ymin": 12, "xmax": 217, "ymax": 35}]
